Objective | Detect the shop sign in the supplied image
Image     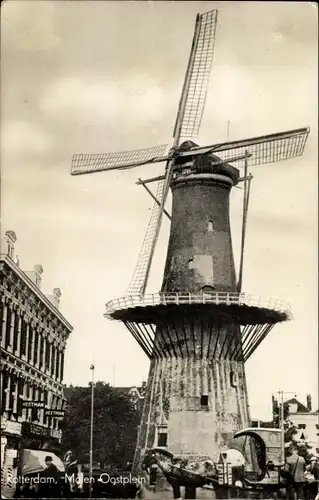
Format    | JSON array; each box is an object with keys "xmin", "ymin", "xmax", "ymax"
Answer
[
  {"xmin": 44, "ymin": 409, "xmax": 65, "ymax": 418},
  {"xmin": 22, "ymin": 422, "xmax": 50, "ymax": 438},
  {"xmin": 2, "ymin": 419, "xmax": 22, "ymax": 436},
  {"xmin": 22, "ymin": 401, "xmax": 45, "ymax": 409}
]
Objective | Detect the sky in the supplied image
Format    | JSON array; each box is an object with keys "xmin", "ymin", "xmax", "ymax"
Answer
[{"xmin": 1, "ymin": 1, "xmax": 318, "ymax": 420}]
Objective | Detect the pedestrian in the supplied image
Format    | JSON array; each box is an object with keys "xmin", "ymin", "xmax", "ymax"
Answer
[
  {"xmin": 308, "ymin": 456, "xmax": 319, "ymax": 480},
  {"xmin": 305, "ymin": 456, "xmax": 319, "ymax": 500},
  {"xmin": 283, "ymin": 447, "xmax": 306, "ymax": 500},
  {"xmin": 38, "ymin": 455, "xmax": 61, "ymax": 498}
]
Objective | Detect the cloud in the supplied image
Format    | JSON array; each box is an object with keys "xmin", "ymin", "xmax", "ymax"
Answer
[
  {"xmin": 2, "ymin": 120, "xmax": 52, "ymax": 156},
  {"xmin": 2, "ymin": 1, "xmax": 60, "ymax": 52},
  {"xmin": 39, "ymin": 75, "xmax": 169, "ymax": 126}
]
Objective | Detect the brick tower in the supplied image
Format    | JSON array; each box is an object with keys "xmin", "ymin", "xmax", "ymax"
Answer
[{"xmin": 105, "ymin": 153, "xmax": 291, "ymax": 466}]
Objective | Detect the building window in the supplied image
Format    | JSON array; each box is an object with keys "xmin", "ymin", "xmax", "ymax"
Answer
[
  {"xmin": 200, "ymin": 395, "xmax": 209, "ymax": 406},
  {"xmin": 5, "ymin": 310, "xmax": 12, "ymax": 348},
  {"xmin": 208, "ymin": 220, "xmax": 214, "ymax": 232},
  {"xmin": 188, "ymin": 259, "xmax": 194, "ymax": 270},
  {"xmin": 298, "ymin": 424, "xmax": 306, "ymax": 429},
  {"xmin": 34, "ymin": 332, "xmax": 39, "ymax": 365},
  {"xmin": 55, "ymin": 351, "xmax": 60, "ymax": 381},
  {"xmin": 60, "ymin": 352, "xmax": 64, "ymax": 381},
  {"xmin": 9, "ymin": 375, "xmax": 15, "ymax": 413},
  {"xmin": 45, "ymin": 340, "xmax": 50, "ymax": 371},
  {"xmin": 158, "ymin": 433, "xmax": 168, "ymax": 447},
  {"xmin": 20, "ymin": 320, "xmax": 27, "ymax": 356},
  {"xmin": 13, "ymin": 313, "xmax": 19, "ymax": 352},
  {"xmin": 51, "ymin": 348, "xmax": 56, "ymax": 376},
  {"xmin": 31, "ymin": 407, "xmax": 40, "ymax": 422},
  {"xmin": 17, "ymin": 379, "xmax": 24, "ymax": 417},
  {"xmin": 28, "ymin": 327, "xmax": 33, "ymax": 363},
  {"xmin": 316, "ymin": 424, "xmax": 319, "ymax": 430},
  {"xmin": 1, "ymin": 371, "xmax": 8, "ymax": 412},
  {"xmin": 230, "ymin": 371, "xmax": 237, "ymax": 388}
]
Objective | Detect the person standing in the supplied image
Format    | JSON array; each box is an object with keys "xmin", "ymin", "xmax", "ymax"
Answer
[
  {"xmin": 38, "ymin": 456, "xmax": 61, "ymax": 498},
  {"xmin": 284, "ymin": 447, "xmax": 306, "ymax": 500},
  {"xmin": 305, "ymin": 456, "xmax": 319, "ymax": 500}
]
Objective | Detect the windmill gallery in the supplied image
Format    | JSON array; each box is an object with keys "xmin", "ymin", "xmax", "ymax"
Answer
[{"xmin": 70, "ymin": 8, "xmax": 312, "ymax": 500}]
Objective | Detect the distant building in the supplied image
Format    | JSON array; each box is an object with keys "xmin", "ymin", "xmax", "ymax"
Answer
[
  {"xmin": 0, "ymin": 230, "xmax": 73, "ymax": 497},
  {"xmin": 284, "ymin": 396, "xmax": 319, "ymax": 453},
  {"xmin": 115, "ymin": 381, "xmax": 146, "ymax": 414}
]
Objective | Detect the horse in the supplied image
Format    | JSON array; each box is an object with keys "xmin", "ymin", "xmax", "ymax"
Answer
[{"xmin": 141, "ymin": 448, "xmax": 219, "ymax": 499}]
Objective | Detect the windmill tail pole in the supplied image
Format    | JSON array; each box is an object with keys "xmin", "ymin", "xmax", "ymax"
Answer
[
  {"xmin": 138, "ymin": 179, "xmax": 172, "ymax": 220},
  {"xmin": 237, "ymin": 152, "xmax": 252, "ymax": 292}
]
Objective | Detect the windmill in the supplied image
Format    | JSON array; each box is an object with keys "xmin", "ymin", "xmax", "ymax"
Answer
[{"xmin": 71, "ymin": 8, "xmax": 309, "ymax": 482}]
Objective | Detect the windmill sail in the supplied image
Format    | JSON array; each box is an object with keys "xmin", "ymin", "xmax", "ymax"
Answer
[
  {"xmin": 71, "ymin": 144, "xmax": 168, "ymax": 175},
  {"xmin": 173, "ymin": 10, "xmax": 218, "ymax": 145},
  {"xmin": 178, "ymin": 127, "xmax": 310, "ymax": 168},
  {"xmin": 126, "ymin": 160, "xmax": 174, "ymax": 296},
  {"xmin": 126, "ymin": 178, "xmax": 165, "ymax": 296}
]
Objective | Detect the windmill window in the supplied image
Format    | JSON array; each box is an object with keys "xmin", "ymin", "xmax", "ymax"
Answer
[
  {"xmin": 298, "ymin": 424, "xmax": 306, "ymax": 429},
  {"xmin": 188, "ymin": 259, "xmax": 194, "ymax": 270},
  {"xmin": 200, "ymin": 395, "xmax": 209, "ymax": 406},
  {"xmin": 230, "ymin": 371, "xmax": 238, "ymax": 388},
  {"xmin": 158, "ymin": 432, "xmax": 167, "ymax": 447},
  {"xmin": 208, "ymin": 220, "xmax": 214, "ymax": 232}
]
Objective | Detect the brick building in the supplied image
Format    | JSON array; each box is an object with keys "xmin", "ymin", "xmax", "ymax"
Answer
[{"xmin": 0, "ymin": 230, "xmax": 72, "ymax": 497}]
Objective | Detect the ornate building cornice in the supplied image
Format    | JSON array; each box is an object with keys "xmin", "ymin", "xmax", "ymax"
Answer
[
  {"xmin": 0, "ymin": 256, "xmax": 73, "ymax": 338},
  {"xmin": 1, "ymin": 350, "xmax": 65, "ymax": 397}
]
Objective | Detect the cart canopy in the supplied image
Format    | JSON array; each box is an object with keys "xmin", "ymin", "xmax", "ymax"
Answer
[{"xmin": 20, "ymin": 449, "xmax": 65, "ymax": 475}]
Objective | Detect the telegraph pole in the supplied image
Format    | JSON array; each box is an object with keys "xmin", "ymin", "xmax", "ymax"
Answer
[
  {"xmin": 278, "ymin": 390, "xmax": 285, "ymax": 464},
  {"xmin": 89, "ymin": 362, "xmax": 95, "ymax": 498},
  {"xmin": 276, "ymin": 390, "xmax": 297, "ymax": 464}
]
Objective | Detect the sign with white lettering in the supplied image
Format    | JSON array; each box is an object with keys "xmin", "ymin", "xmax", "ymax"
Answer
[
  {"xmin": 44, "ymin": 410, "xmax": 65, "ymax": 418},
  {"xmin": 22, "ymin": 422, "xmax": 50, "ymax": 438},
  {"xmin": 22, "ymin": 401, "xmax": 45, "ymax": 409}
]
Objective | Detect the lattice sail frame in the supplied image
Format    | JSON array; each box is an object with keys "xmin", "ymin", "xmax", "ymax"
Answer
[
  {"xmin": 71, "ymin": 144, "xmax": 168, "ymax": 175},
  {"xmin": 181, "ymin": 127, "xmax": 310, "ymax": 169},
  {"xmin": 126, "ymin": 179, "xmax": 165, "ymax": 295},
  {"xmin": 173, "ymin": 10, "xmax": 218, "ymax": 143}
]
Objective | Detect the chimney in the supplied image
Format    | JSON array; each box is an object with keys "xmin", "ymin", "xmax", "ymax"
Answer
[
  {"xmin": 52, "ymin": 288, "xmax": 61, "ymax": 310},
  {"xmin": 33, "ymin": 265, "xmax": 43, "ymax": 288},
  {"xmin": 25, "ymin": 264, "xmax": 43, "ymax": 288},
  {"xmin": 306, "ymin": 394, "xmax": 312, "ymax": 411},
  {"xmin": 3, "ymin": 230, "xmax": 17, "ymax": 259}
]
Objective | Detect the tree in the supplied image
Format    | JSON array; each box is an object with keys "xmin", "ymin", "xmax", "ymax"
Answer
[{"xmin": 60, "ymin": 381, "xmax": 140, "ymax": 470}]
